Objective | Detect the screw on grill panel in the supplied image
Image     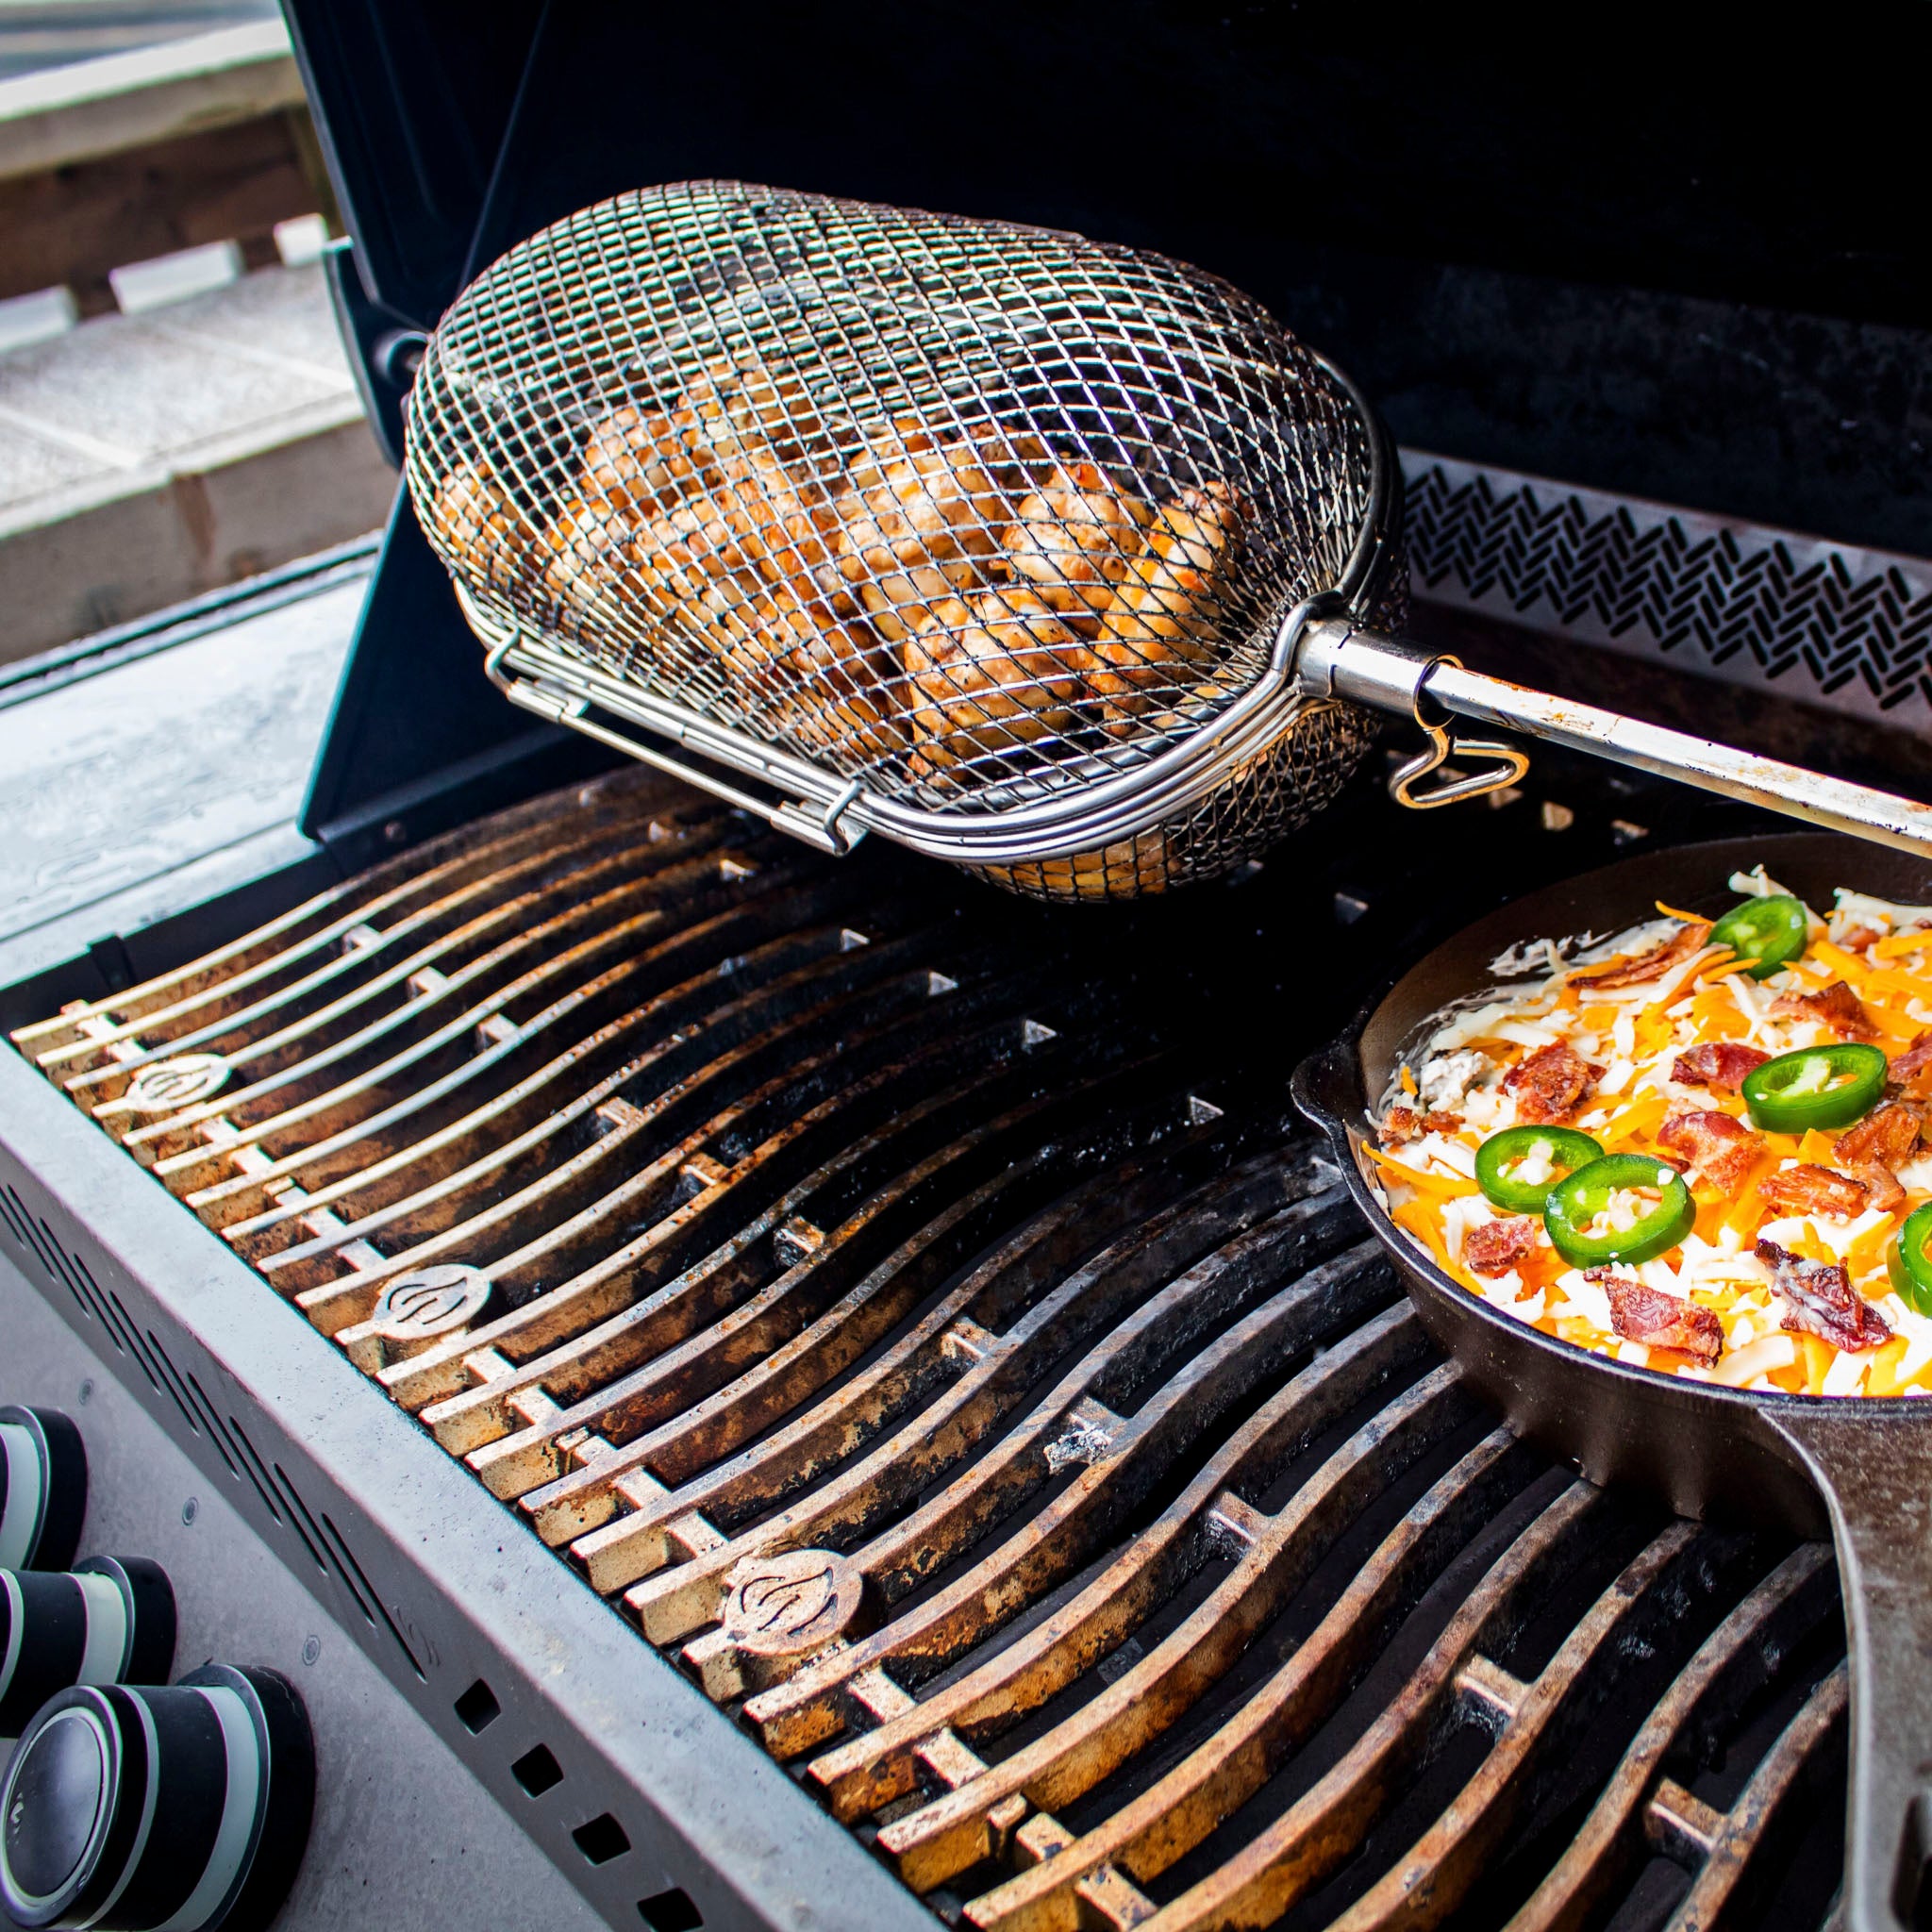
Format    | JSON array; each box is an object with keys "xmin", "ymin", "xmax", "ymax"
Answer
[{"xmin": 15, "ymin": 766, "xmax": 1849, "ymax": 1930}]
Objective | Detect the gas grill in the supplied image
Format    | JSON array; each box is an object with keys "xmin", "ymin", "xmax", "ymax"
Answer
[{"xmin": 2, "ymin": 7, "xmax": 1928, "ymax": 1929}]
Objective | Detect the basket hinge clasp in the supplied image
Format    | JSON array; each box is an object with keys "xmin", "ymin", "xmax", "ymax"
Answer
[
  {"xmin": 1294, "ymin": 617, "xmax": 1529, "ymax": 810},
  {"xmin": 481, "ymin": 633, "xmax": 868, "ymax": 856}
]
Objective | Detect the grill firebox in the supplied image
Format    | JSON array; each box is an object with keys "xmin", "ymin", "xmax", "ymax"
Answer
[{"xmin": 8, "ymin": 765, "xmax": 1849, "ymax": 1931}]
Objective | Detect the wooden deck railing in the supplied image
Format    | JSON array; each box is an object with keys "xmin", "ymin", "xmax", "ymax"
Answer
[{"xmin": 0, "ymin": 21, "xmax": 336, "ymax": 316}]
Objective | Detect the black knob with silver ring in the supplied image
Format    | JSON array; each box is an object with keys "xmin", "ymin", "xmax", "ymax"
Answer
[
  {"xmin": 0, "ymin": 1557, "xmax": 175, "ymax": 1735},
  {"xmin": 0, "ymin": 1407, "xmax": 87, "ymax": 1573},
  {"xmin": 0, "ymin": 1664, "xmax": 313, "ymax": 1930}
]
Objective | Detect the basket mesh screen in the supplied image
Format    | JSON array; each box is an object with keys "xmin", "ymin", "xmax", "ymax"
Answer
[{"xmin": 405, "ymin": 180, "xmax": 1386, "ymax": 897}]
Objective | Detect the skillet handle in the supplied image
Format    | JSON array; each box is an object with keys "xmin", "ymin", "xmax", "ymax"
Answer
[{"xmin": 1766, "ymin": 1403, "xmax": 1932, "ymax": 1929}]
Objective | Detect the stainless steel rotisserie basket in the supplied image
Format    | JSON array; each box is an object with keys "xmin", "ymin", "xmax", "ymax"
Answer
[{"xmin": 404, "ymin": 178, "xmax": 1406, "ymax": 901}]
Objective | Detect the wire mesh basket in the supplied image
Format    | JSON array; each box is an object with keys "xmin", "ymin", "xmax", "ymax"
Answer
[{"xmin": 405, "ymin": 179, "xmax": 1405, "ymax": 900}]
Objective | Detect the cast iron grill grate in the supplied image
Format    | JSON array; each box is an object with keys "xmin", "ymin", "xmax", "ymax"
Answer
[{"xmin": 12, "ymin": 767, "xmax": 1846, "ymax": 1930}]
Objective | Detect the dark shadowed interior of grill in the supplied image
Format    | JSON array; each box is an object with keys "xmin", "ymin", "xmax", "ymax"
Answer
[{"xmin": 9, "ymin": 746, "xmax": 1854, "ymax": 1932}]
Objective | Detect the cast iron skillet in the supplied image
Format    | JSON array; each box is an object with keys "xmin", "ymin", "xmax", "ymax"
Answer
[{"xmin": 1293, "ymin": 831, "xmax": 1932, "ymax": 1932}]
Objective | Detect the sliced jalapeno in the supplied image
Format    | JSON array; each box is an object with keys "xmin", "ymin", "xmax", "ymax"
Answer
[
  {"xmin": 1475, "ymin": 1125, "xmax": 1604, "ymax": 1213},
  {"xmin": 1888, "ymin": 1202, "xmax": 1932, "ymax": 1319},
  {"xmin": 1543, "ymin": 1153, "xmax": 1696, "ymax": 1267},
  {"xmin": 1740, "ymin": 1042, "xmax": 1887, "ymax": 1134},
  {"xmin": 1709, "ymin": 894, "xmax": 1808, "ymax": 979}
]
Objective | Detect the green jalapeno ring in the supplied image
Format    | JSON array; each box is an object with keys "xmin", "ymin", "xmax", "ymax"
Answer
[
  {"xmin": 1543, "ymin": 1153, "xmax": 1697, "ymax": 1268},
  {"xmin": 1474, "ymin": 1125, "xmax": 1605, "ymax": 1213},
  {"xmin": 1888, "ymin": 1202, "xmax": 1932, "ymax": 1320},
  {"xmin": 1740, "ymin": 1042, "xmax": 1888, "ymax": 1134},
  {"xmin": 1708, "ymin": 894, "xmax": 1809, "ymax": 980}
]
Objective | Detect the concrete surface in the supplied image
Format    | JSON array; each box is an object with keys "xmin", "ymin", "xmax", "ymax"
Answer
[
  {"xmin": 0, "ymin": 16, "xmax": 299, "ymax": 172},
  {"xmin": 0, "ymin": 258, "xmax": 394, "ymax": 659},
  {"xmin": 0, "ymin": 2, "xmax": 279, "ymax": 84}
]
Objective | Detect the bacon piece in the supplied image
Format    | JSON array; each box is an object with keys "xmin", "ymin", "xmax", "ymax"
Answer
[
  {"xmin": 1501, "ymin": 1042, "xmax": 1601, "ymax": 1124},
  {"xmin": 1840, "ymin": 926, "xmax": 1882, "ymax": 952},
  {"xmin": 1379, "ymin": 1107, "xmax": 1463, "ymax": 1147},
  {"xmin": 1671, "ymin": 1041, "xmax": 1770, "ymax": 1092},
  {"xmin": 1757, "ymin": 1238, "xmax": 1890, "ymax": 1352},
  {"xmin": 1757, "ymin": 1163, "xmax": 1870, "ymax": 1219},
  {"xmin": 1570, "ymin": 921, "xmax": 1713, "ymax": 990},
  {"xmin": 1851, "ymin": 1162, "xmax": 1907, "ymax": 1214},
  {"xmin": 1657, "ymin": 1110, "xmax": 1764, "ymax": 1194},
  {"xmin": 1589, "ymin": 1272, "xmax": 1724, "ymax": 1361},
  {"xmin": 1891, "ymin": 1032, "xmax": 1932, "ymax": 1099},
  {"xmin": 1770, "ymin": 979, "xmax": 1877, "ymax": 1041},
  {"xmin": 1464, "ymin": 1216, "xmax": 1539, "ymax": 1277},
  {"xmin": 1835, "ymin": 1102, "xmax": 1922, "ymax": 1170}
]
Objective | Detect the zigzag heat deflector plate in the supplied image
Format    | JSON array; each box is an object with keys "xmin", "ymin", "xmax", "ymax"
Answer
[{"xmin": 1402, "ymin": 451, "xmax": 1932, "ymax": 727}]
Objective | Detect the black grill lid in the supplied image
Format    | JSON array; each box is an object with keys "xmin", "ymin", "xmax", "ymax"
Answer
[{"xmin": 279, "ymin": 0, "xmax": 1932, "ymax": 863}]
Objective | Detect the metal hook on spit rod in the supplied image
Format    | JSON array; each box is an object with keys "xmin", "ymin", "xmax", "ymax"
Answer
[
  {"xmin": 1295, "ymin": 615, "xmax": 1932, "ymax": 858},
  {"xmin": 1292, "ymin": 618, "xmax": 1527, "ymax": 808}
]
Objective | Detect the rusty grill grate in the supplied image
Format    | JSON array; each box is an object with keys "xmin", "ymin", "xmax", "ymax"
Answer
[{"xmin": 11, "ymin": 768, "xmax": 1847, "ymax": 1930}]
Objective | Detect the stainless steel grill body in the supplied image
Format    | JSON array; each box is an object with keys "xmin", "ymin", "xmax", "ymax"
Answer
[{"xmin": 8, "ymin": 768, "xmax": 1850, "ymax": 1930}]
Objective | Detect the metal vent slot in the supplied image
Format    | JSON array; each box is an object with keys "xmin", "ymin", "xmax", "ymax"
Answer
[
  {"xmin": 14, "ymin": 768, "xmax": 1847, "ymax": 1929},
  {"xmin": 222, "ymin": 1413, "xmax": 286, "ymax": 1527},
  {"xmin": 138, "ymin": 1327, "xmax": 206, "ymax": 1441},
  {"xmin": 0, "ymin": 1186, "xmax": 155, "ymax": 1391}
]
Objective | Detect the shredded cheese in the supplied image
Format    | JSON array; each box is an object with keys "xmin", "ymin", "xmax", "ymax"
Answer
[{"xmin": 1369, "ymin": 879, "xmax": 1929, "ymax": 1399}]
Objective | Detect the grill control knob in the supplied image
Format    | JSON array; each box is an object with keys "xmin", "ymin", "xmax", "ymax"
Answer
[
  {"xmin": 0, "ymin": 1407, "xmax": 87, "ymax": 1573},
  {"xmin": 0, "ymin": 1557, "xmax": 175, "ymax": 1735},
  {"xmin": 0, "ymin": 1665, "xmax": 312, "ymax": 1931}
]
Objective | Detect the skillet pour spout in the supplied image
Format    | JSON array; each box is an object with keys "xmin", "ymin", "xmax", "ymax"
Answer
[{"xmin": 1292, "ymin": 831, "xmax": 1932, "ymax": 1932}]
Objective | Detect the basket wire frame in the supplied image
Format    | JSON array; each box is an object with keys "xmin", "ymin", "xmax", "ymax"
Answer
[{"xmin": 406, "ymin": 180, "xmax": 1395, "ymax": 898}]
